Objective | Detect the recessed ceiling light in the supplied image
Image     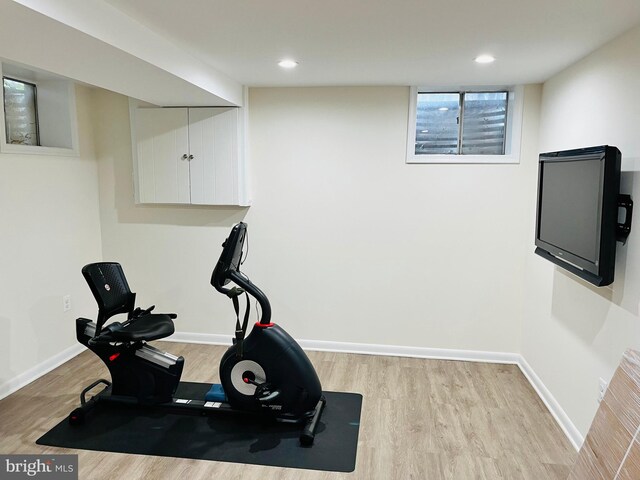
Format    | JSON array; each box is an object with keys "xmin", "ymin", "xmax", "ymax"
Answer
[
  {"xmin": 475, "ymin": 54, "xmax": 496, "ymax": 64},
  {"xmin": 278, "ymin": 59, "xmax": 298, "ymax": 69},
  {"xmin": 438, "ymin": 107, "xmax": 449, "ymax": 111},
  {"xmin": 421, "ymin": 129, "xmax": 429, "ymax": 133}
]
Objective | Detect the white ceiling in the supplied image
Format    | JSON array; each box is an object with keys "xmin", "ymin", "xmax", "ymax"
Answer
[
  {"xmin": 104, "ymin": 0, "xmax": 640, "ymax": 87},
  {"xmin": 4, "ymin": 0, "xmax": 245, "ymax": 105}
]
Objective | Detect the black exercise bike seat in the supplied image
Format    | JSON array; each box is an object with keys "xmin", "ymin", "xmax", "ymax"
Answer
[{"xmin": 91, "ymin": 314, "xmax": 175, "ymax": 344}]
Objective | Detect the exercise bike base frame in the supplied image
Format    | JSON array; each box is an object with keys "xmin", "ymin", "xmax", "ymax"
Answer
[{"xmin": 71, "ymin": 380, "xmax": 326, "ymax": 444}]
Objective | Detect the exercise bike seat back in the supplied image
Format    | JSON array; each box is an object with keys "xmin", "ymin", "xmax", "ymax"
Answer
[{"xmin": 82, "ymin": 262, "xmax": 175, "ymax": 343}]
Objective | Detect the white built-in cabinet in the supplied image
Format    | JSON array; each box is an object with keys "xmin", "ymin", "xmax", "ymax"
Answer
[{"xmin": 132, "ymin": 106, "xmax": 249, "ymax": 206}]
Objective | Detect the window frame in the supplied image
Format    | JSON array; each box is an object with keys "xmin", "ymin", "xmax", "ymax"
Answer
[
  {"xmin": 0, "ymin": 63, "xmax": 79, "ymax": 157},
  {"xmin": 406, "ymin": 85, "xmax": 524, "ymax": 165},
  {"xmin": 3, "ymin": 76, "xmax": 41, "ymax": 147}
]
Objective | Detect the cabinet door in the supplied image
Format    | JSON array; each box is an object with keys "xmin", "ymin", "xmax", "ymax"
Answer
[
  {"xmin": 188, "ymin": 108, "xmax": 239, "ymax": 205},
  {"xmin": 135, "ymin": 108, "xmax": 190, "ymax": 204}
]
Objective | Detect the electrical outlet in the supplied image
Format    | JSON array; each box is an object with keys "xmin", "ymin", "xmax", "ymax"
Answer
[
  {"xmin": 598, "ymin": 378, "xmax": 608, "ymax": 403},
  {"xmin": 63, "ymin": 295, "xmax": 71, "ymax": 312}
]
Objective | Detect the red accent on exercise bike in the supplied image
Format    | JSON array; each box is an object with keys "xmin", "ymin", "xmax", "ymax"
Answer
[
  {"xmin": 109, "ymin": 353, "xmax": 120, "ymax": 362},
  {"xmin": 255, "ymin": 322, "xmax": 275, "ymax": 328}
]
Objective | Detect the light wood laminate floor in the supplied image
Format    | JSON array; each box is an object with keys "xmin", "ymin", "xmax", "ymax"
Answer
[{"xmin": 0, "ymin": 342, "xmax": 576, "ymax": 479}]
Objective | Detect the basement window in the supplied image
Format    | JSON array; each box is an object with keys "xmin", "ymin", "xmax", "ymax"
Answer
[
  {"xmin": 0, "ymin": 62, "xmax": 79, "ymax": 156},
  {"xmin": 3, "ymin": 77, "xmax": 40, "ymax": 146},
  {"xmin": 406, "ymin": 86, "xmax": 524, "ymax": 164}
]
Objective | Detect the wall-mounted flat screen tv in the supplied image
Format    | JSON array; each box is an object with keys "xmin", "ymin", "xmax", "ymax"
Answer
[{"xmin": 535, "ymin": 145, "xmax": 622, "ymax": 287}]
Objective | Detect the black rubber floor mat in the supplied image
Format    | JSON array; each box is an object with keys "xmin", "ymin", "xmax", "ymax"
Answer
[{"xmin": 37, "ymin": 382, "xmax": 362, "ymax": 473}]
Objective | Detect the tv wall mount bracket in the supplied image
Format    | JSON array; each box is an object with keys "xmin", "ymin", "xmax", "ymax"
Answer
[{"xmin": 617, "ymin": 194, "xmax": 633, "ymax": 244}]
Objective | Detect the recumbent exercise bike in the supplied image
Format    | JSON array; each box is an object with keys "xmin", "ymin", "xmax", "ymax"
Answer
[{"xmin": 68, "ymin": 222, "xmax": 325, "ymax": 445}]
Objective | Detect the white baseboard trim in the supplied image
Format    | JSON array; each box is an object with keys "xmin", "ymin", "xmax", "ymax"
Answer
[
  {"xmin": 168, "ymin": 332, "xmax": 232, "ymax": 346},
  {"xmin": 167, "ymin": 332, "xmax": 521, "ymax": 364},
  {"xmin": 516, "ymin": 355, "xmax": 584, "ymax": 451},
  {"xmin": 299, "ymin": 339, "xmax": 523, "ymax": 364},
  {"xmin": 0, "ymin": 343, "xmax": 85, "ymax": 401}
]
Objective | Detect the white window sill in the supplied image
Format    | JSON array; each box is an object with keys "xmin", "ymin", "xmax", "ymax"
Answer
[
  {"xmin": 407, "ymin": 153, "xmax": 519, "ymax": 165},
  {"xmin": 0, "ymin": 143, "xmax": 79, "ymax": 157}
]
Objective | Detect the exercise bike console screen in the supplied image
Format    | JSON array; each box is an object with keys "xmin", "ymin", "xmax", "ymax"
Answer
[{"xmin": 211, "ymin": 222, "xmax": 247, "ymax": 290}]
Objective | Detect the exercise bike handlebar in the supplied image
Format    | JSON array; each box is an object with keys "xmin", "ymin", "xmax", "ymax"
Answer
[{"xmin": 226, "ymin": 270, "xmax": 272, "ymax": 325}]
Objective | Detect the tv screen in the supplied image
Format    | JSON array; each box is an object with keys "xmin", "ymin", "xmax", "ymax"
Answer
[{"xmin": 535, "ymin": 145, "xmax": 621, "ymax": 286}]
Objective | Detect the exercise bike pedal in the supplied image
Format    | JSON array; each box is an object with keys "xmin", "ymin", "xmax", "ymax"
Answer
[
  {"xmin": 246, "ymin": 378, "xmax": 281, "ymax": 403},
  {"xmin": 256, "ymin": 387, "xmax": 281, "ymax": 403}
]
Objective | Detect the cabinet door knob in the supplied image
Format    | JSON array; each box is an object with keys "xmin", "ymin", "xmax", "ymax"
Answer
[
  {"xmin": 188, "ymin": 154, "xmax": 194, "ymax": 161},
  {"xmin": 181, "ymin": 154, "xmax": 188, "ymax": 160}
]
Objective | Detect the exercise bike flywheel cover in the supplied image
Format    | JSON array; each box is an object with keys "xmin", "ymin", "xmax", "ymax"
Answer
[{"xmin": 230, "ymin": 360, "xmax": 267, "ymax": 396}]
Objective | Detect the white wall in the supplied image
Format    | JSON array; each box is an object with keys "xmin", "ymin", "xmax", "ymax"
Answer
[
  {"xmin": 93, "ymin": 85, "xmax": 541, "ymax": 352},
  {"xmin": 522, "ymin": 25, "xmax": 640, "ymax": 437},
  {"xmin": 0, "ymin": 85, "xmax": 102, "ymax": 394},
  {"xmin": 91, "ymin": 89, "xmax": 247, "ymax": 336}
]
